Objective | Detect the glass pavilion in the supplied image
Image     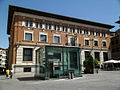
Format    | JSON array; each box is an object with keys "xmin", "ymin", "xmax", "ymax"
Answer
[{"xmin": 35, "ymin": 45, "xmax": 82, "ymax": 79}]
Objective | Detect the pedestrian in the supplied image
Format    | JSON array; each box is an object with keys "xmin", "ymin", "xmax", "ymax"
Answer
[
  {"xmin": 10, "ymin": 69, "xmax": 13, "ymax": 79},
  {"xmin": 96, "ymin": 65, "xmax": 100, "ymax": 74},
  {"xmin": 96, "ymin": 68, "xmax": 99, "ymax": 74},
  {"xmin": 6, "ymin": 69, "xmax": 10, "ymax": 79}
]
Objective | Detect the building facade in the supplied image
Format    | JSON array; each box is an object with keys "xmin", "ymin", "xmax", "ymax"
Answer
[
  {"xmin": 7, "ymin": 5, "xmax": 114, "ymax": 75},
  {"xmin": 111, "ymin": 18, "xmax": 120, "ymax": 59},
  {"xmin": 0, "ymin": 48, "xmax": 8, "ymax": 74}
]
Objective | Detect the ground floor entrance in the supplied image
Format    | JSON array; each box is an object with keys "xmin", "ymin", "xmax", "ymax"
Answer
[{"xmin": 35, "ymin": 45, "xmax": 82, "ymax": 79}]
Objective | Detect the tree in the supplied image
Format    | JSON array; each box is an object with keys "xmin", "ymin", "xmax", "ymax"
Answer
[{"xmin": 83, "ymin": 54, "xmax": 99, "ymax": 74}]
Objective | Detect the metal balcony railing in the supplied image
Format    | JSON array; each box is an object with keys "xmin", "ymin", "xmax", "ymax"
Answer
[{"xmin": 65, "ymin": 43, "xmax": 81, "ymax": 47}]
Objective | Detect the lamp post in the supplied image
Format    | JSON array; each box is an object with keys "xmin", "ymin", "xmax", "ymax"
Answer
[{"xmin": 90, "ymin": 39, "xmax": 94, "ymax": 74}]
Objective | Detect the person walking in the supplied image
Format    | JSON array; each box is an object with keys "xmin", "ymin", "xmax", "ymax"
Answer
[
  {"xmin": 6, "ymin": 69, "xmax": 10, "ymax": 79},
  {"xmin": 10, "ymin": 69, "xmax": 13, "ymax": 79}
]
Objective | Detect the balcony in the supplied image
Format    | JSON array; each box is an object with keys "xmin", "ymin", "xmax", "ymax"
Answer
[{"xmin": 65, "ymin": 43, "xmax": 81, "ymax": 47}]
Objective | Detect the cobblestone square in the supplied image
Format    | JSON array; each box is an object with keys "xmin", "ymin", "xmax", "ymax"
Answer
[{"xmin": 0, "ymin": 71, "xmax": 120, "ymax": 90}]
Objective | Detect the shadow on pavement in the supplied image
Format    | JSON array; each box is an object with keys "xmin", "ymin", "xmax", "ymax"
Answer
[{"xmin": 17, "ymin": 77, "xmax": 45, "ymax": 81}]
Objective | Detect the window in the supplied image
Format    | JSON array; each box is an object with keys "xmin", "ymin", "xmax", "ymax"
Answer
[
  {"xmin": 70, "ymin": 28, "xmax": 72, "ymax": 32},
  {"xmin": 45, "ymin": 24, "xmax": 48, "ymax": 29},
  {"xmin": 102, "ymin": 41, "xmax": 107, "ymax": 47},
  {"xmin": 64, "ymin": 27, "xmax": 67, "ymax": 32},
  {"xmin": 102, "ymin": 33, "xmax": 105, "ymax": 37},
  {"xmin": 23, "ymin": 48, "xmax": 32, "ymax": 61},
  {"xmin": 96, "ymin": 32, "xmax": 100, "ymax": 36},
  {"xmin": 85, "ymin": 30, "xmax": 88, "ymax": 35},
  {"xmin": 25, "ymin": 21, "xmax": 32, "ymax": 27},
  {"xmin": 85, "ymin": 51, "xmax": 90, "ymax": 60},
  {"xmin": 103, "ymin": 52, "xmax": 108, "ymax": 61},
  {"xmin": 40, "ymin": 35, "xmax": 47, "ymax": 42},
  {"xmin": 26, "ymin": 20, "xmax": 28, "ymax": 27},
  {"xmin": 62, "ymin": 26, "xmax": 64, "ymax": 32},
  {"xmin": 25, "ymin": 33, "xmax": 32, "ymax": 41},
  {"xmin": 70, "ymin": 38, "xmax": 75, "ymax": 46},
  {"xmin": 90, "ymin": 32, "xmax": 93, "ymax": 35},
  {"xmin": 54, "ymin": 25, "xmax": 56, "ymax": 30},
  {"xmin": 70, "ymin": 28, "xmax": 75, "ymax": 33},
  {"xmin": 77, "ymin": 29, "xmax": 79, "ymax": 33},
  {"xmin": 94, "ymin": 52, "xmax": 100, "ymax": 61},
  {"xmin": 85, "ymin": 39, "xmax": 89, "ymax": 46},
  {"xmin": 39, "ymin": 23, "xmax": 42, "ymax": 28},
  {"xmin": 54, "ymin": 36, "xmax": 60, "ymax": 43},
  {"xmin": 48, "ymin": 24, "xmax": 51, "ymax": 30},
  {"xmin": 30, "ymin": 21, "xmax": 32, "ymax": 27},
  {"xmin": 36, "ymin": 22, "xmax": 38, "ymax": 28},
  {"xmin": 56, "ymin": 25, "xmax": 59, "ymax": 31},
  {"xmin": 70, "ymin": 52, "xmax": 78, "ymax": 69},
  {"xmin": 73, "ymin": 28, "xmax": 75, "ymax": 33},
  {"xmin": 24, "ymin": 67, "xmax": 31, "ymax": 72},
  {"xmin": 80, "ymin": 30, "xmax": 82, "ymax": 34},
  {"xmin": 94, "ymin": 40, "xmax": 98, "ymax": 46}
]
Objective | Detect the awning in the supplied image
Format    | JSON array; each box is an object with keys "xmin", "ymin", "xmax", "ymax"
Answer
[{"xmin": 103, "ymin": 60, "xmax": 120, "ymax": 64}]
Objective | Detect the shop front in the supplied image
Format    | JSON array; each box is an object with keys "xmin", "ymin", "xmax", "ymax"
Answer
[{"xmin": 35, "ymin": 45, "xmax": 82, "ymax": 79}]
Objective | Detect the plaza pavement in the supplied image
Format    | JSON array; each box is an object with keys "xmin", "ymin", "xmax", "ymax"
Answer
[{"xmin": 0, "ymin": 71, "xmax": 120, "ymax": 90}]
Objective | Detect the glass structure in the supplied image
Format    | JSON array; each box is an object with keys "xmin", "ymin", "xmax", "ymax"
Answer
[{"xmin": 35, "ymin": 45, "xmax": 82, "ymax": 79}]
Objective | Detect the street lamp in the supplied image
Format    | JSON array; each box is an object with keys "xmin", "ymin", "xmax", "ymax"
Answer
[{"xmin": 90, "ymin": 39, "xmax": 94, "ymax": 73}]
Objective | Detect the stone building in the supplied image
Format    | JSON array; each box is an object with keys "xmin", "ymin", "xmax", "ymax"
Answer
[
  {"xmin": 111, "ymin": 18, "xmax": 120, "ymax": 59},
  {"xmin": 7, "ymin": 5, "xmax": 114, "ymax": 76},
  {"xmin": 0, "ymin": 48, "xmax": 8, "ymax": 73}
]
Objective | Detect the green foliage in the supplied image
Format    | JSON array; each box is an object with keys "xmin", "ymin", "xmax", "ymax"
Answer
[
  {"xmin": 83, "ymin": 53, "xmax": 99, "ymax": 74},
  {"xmin": 94, "ymin": 58, "xmax": 99, "ymax": 67}
]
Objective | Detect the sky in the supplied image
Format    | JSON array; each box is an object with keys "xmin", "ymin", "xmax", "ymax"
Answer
[{"xmin": 0, "ymin": 0, "xmax": 120, "ymax": 49}]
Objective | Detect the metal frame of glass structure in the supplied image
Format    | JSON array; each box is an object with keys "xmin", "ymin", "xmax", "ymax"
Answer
[{"xmin": 35, "ymin": 45, "xmax": 82, "ymax": 79}]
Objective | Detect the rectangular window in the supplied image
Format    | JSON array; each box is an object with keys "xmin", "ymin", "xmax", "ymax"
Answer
[
  {"xmin": 94, "ymin": 52, "xmax": 100, "ymax": 61},
  {"xmin": 48, "ymin": 24, "xmax": 51, "ymax": 29},
  {"xmin": 85, "ymin": 30, "xmax": 88, "ymax": 35},
  {"xmin": 64, "ymin": 27, "xmax": 67, "ymax": 32},
  {"xmin": 85, "ymin": 39, "xmax": 89, "ymax": 46},
  {"xmin": 102, "ymin": 41, "xmax": 107, "ymax": 47},
  {"xmin": 36, "ymin": 22, "xmax": 38, "ymax": 28},
  {"xmin": 56, "ymin": 25, "xmax": 59, "ymax": 31},
  {"xmin": 62, "ymin": 26, "xmax": 64, "ymax": 32},
  {"xmin": 40, "ymin": 35, "xmax": 47, "ymax": 42},
  {"xmin": 85, "ymin": 51, "xmax": 90, "ymax": 60},
  {"xmin": 24, "ymin": 67, "xmax": 31, "ymax": 72},
  {"xmin": 54, "ymin": 25, "xmax": 56, "ymax": 30},
  {"xmin": 103, "ymin": 52, "xmax": 108, "ymax": 61},
  {"xmin": 102, "ymin": 33, "xmax": 105, "ymax": 37},
  {"xmin": 45, "ymin": 24, "xmax": 48, "ymax": 29},
  {"xmin": 23, "ymin": 48, "xmax": 32, "ymax": 61},
  {"xmin": 54, "ymin": 36, "xmax": 60, "ymax": 43},
  {"xmin": 77, "ymin": 29, "xmax": 79, "ymax": 33},
  {"xmin": 94, "ymin": 40, "xmax": 98, "ymax": 46},
  {"xmin": 70, "ymin": 28, "xmax": 72, "ymax": 32},
  {"xmin": 90, "ymin": 32, "xmax": 93, "ymax": 35},
  {"xmin": 73, "ymin": 28, "xmax": 75, "ymax": 33},
  {"xmin": 39, "ymin": 23, "xmax": 42, "ymax": 28},
  {"xmin": 30, "ymin": 21, "xmax": 32, "ymax": 27},
  {"xmin": 70, "ymin": 52, "xmax": 78, "ymax": 69},
  {"xmin": 80, "ymin": 30, "xmax": 82, "ymax": 34},
  {"xmin": 25, "ymin": 33, "xmax": 32, "ymax": 41},
  {"xmin": 26, "ymin": 20, "xmax": 28, "ymax": 27},
  {"xmin": 70, "ymin": 38, "xmax": 75, "ymax": 46}
]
